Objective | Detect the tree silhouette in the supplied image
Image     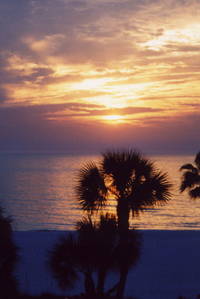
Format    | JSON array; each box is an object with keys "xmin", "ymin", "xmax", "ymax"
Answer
[
  {"xmin": 0, "ymin": 208, "xmax": 18, "ymax": 299},
  {"xmin": 76, "ymin": 149, "xmax": 171, "ymax": 298},
  {"xmin": 77, "ymin": 149, "xmax": 172, "ymax": 232},
  {"xmin": 49, "ymin": 214, "xmax": 141, "ymax": 298},
  {"xmin": 180, "ymin": 151, "xmax": 200, "ymax": 199}
]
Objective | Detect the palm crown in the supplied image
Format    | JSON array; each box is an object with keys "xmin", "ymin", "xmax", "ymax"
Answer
[
  {"xmin": 76, "ymin": 150, "xmax": 172, "ymax": 230},
  {"xmin": 180, "ymin": 151, "xmax": 200, "ymax": 199}
]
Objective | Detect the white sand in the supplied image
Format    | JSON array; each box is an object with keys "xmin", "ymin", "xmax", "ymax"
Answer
[{"xmin": 13, "ymin": 230, "xmax": 200, "ymax": 299}]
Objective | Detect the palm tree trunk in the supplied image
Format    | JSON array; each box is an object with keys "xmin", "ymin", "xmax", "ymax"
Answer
[
  {"xmin": 117, "ymin": 199, "xmax": 130, "ymax": 232},
  {"xmin": 116, "ymin": 199, "xmax": 130, "ymax": 298},
  {"xmin": 97, "ymin": 267, "xmax": 106, "ymax": 295},
  {"xmin": 84, "ymin": 271, "xmax": 95, "ymax": 296},
  {"xmin": 116, "ymin": 267, "xmax": 129, "ymax": 299}
]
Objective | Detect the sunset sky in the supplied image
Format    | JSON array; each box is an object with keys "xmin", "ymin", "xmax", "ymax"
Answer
[{"xmin": 0, "ymin": 0, "xmax": 200, "ymax": 154}]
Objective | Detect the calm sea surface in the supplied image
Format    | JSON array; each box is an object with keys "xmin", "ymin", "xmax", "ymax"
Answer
[{"xmin": 0, "ymin": 153, "xmax": 199, "ymax": 231}]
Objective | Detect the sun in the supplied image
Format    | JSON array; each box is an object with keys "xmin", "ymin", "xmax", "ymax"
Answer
[{"xmin": 102, "ymin": 114, "xmax": 124, "ymax": 123}]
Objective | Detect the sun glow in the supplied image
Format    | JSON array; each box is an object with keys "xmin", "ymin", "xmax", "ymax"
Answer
[
  {"xmin": 72, "ymin": 78, "xmax": 110, "ymax": 90},
  {"xmin": 102, "ymin": 114, "xmax": 124, "ymax": 122}
]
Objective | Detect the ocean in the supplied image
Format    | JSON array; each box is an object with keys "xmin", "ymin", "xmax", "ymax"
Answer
[{"xmin": 0, "ymin": 152, "xmax": 199, "ymax": 231}]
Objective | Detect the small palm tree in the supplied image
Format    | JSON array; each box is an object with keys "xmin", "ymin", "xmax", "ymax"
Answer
[
  {"xmin": 49, "ymin": 214, "xmax": 141, "ymax": 297},
  {"xmin": 180, "ymin": 151, "xmax": 200, "ymax": 198},
  {"xmin": 49, "ymin": 214, "xmax": 118, "ymax": 296},
  {"xmin": 77, "ymin": 149, "xmax": 172, "ymax": 232},
  {"xmin": 76, "ymin": 213, "xmax": 119, "ymax": 296}
]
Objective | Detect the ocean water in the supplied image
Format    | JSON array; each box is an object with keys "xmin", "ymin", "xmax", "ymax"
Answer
[{"xmin": 0, "ymin": 152, "xmax": 199, "ymax": 231}]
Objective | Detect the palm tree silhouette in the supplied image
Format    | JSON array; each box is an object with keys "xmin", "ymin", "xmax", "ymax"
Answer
[
  {"xmin": 77, "ymin": 149, "xmax": 172, "ymax": 232},
  {"xmin": 49, "ymin": 214, "xmax": 118, "ymax": 296},
  {"xmin": 180, "ymin": 151, "xmax": 200, "ymax": 199},
  {"xmin": 76, "ymin": 214, "xmax": 120, "ymax": 296},
  {"xmin": 0, "ymin": 208, "xmax": 18, "ymax": 299},
  {"xmin": 76, "ymin": 149, "xmax": 172, "ymax": 298},
  {"xmin": 49, "ymin": 213, "xmax": 141, "ymax": 298}
]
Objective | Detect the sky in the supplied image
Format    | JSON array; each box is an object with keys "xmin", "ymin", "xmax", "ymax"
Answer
[{"xmin": 0, "ymin": 0, "xmax": 200, "ymax": 154}]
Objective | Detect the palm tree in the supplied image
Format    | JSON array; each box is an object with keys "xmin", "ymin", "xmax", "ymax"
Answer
[
  {"xmin": 0, "ymin": 208, "xmax": 18, "ymax": 299},
  {"xmin": 49, "ymin": 214, "xmax": 118, "ymax": 296},
  {"xmin": 76, "ymin": 213, "xmax": 119, "ymax": 296},
  {"xmin": 49, "ymin": 214, "xmax": 141, "ymax": 297},
  {"xmin": 76, "ymin": 149, "xmax": 172, "ymax": 298},
  {"xmin": 76, "ymin": 149, "xmax": 172, "ymax": 232},
  {"xmin": 180, "ymin": 151, "xmax": 200, "ymax": 199}
]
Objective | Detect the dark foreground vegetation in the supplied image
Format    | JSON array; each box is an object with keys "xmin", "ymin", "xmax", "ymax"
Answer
[
  {"xmin": 0, "ymin": 208, "xmax": 18, "ymax": 299},
  {"xmin": 180, "ymin": 151, "xmax": 200, "ymax": 199}
]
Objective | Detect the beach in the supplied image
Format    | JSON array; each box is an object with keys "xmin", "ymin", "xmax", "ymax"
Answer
[{"xmin": 13, "ymin": 230, "xmax": 200, "ymax": 299}]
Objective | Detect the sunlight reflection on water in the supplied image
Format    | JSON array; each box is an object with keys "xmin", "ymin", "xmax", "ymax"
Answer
[{"xmin": 0, "ymin": 153, "xmax": 199, "ymax": 231}]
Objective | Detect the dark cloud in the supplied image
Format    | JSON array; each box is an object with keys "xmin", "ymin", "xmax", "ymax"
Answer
[
  {"xmin": 0, "ymin": 102, "xmax": 160, "ymax": 121},
  {"xmin": 0, "ymin": 65, "xmax": 54, "ymax": 85},
  {"xmin": 0, "ymin": 102, "xmax": 104, "ymax": 119}
]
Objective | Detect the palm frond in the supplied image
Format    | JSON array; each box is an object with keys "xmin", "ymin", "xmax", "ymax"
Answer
[
  {"xmin": 179, "ymin": 152, "xmax": 200, "ymax": 200},
  {"xmin": 76, "ymin": 215, "xmax": 93, "ymax": 231},
  {"xmin": 99, "ymin": 213, "xmax": 117, "ymax": 233},
  {"xmin": 49, "ymin": 234, "xmax": 79, "ymax": 290},
  {"xmin": 129, "ymin": 171, "xmax": 172, "ymax": 213},
  {"xmin": 189, "ymin": 186, "xmax": 200, "ymax": 199},
  {"xmin": 77, "ymin": 213, "xmax": 117, "ymax": 248},
  {"xmin": 102, "ymin": 149, "xmax": 142, "ymax": 194},
  {"xmin": 180, "ymin": 163, "xmax": 198, "ymax": 173},
  {"xmin": 134, "ymin": 158, "xmax": 154, "ymax": 180},
  {"xmin": 129, "ymin": 181, "xmax": 154, "ymax": 213},
  {"xmin": 195, "ymin": 151, "xmax": 200, "ymax": 170},
  {"xmin": 180, "ymin": 171, "xmax": 200, "ymax": 192},
  {"xmin": 76, "ymin": 219, "xmax": 100, "ymax": 271},
  {"xmin": 150, "ymin": 171, "xmax": 172, "ymax": 203},
  {"xmin": 76, "ymin": 162, "xmax": 107, "ymax": 212}
]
